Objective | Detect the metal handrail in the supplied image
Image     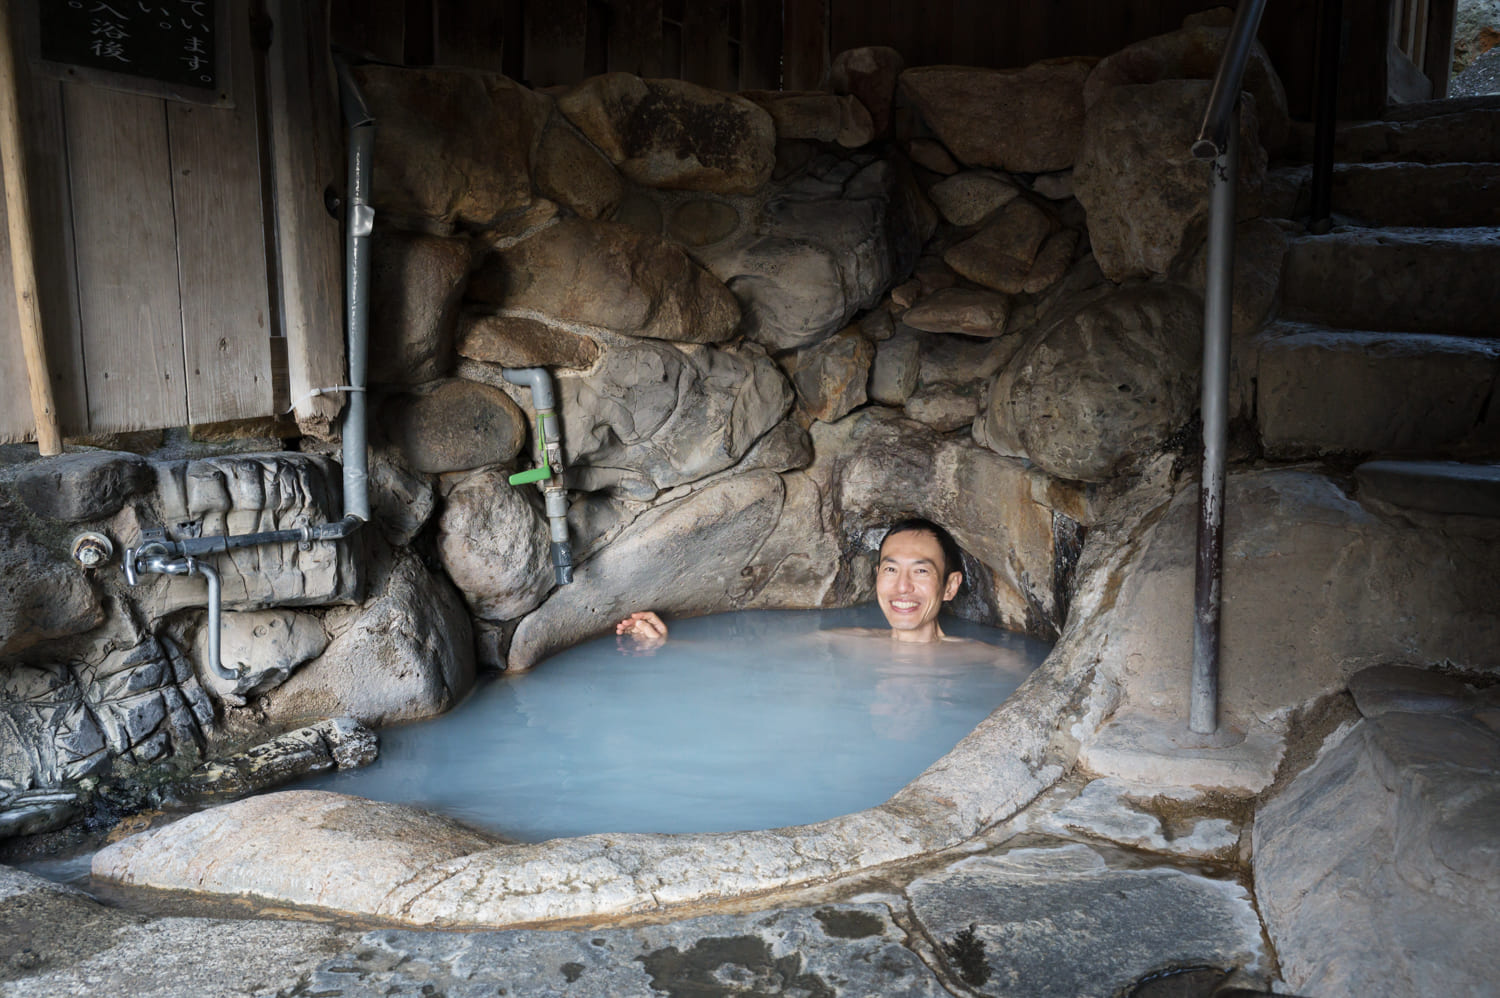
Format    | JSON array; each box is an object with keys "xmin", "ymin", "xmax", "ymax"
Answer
[
  {"xmin": 1187, "ymin": 0, "xmax": 1270, "ymax": 736},
  {"xmin": 1193, "ymin": 0, "xmax": 1272, "ymax": 161}
]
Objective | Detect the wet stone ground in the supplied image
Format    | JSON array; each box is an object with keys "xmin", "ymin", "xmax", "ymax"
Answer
[{"xmin": 0, "ymin": 776, "xmax": 1274, "ymax": 998}]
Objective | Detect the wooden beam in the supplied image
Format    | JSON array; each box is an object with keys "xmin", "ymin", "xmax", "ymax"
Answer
[
  {"xmin": 0, "ymin": 0, "xmax": 60, "ymax": 453},
  {"xmin": 265, "ymin": 0, "xmax": 344, "ymax": 435}
]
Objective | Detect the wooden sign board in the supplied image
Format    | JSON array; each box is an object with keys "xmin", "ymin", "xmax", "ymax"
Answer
[{"xmin": 28, "ymin": 0, "xmax": 233, "ymax": 107}]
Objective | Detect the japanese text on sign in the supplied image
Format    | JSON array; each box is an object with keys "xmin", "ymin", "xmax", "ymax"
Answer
[{"xmin": 40, "ymin": 1, "xmax": 218, "ymax": 91}]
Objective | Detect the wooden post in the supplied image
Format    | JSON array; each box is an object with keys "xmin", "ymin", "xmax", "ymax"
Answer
[{"xmin": 0, "ymin": 0, "xmax": 61, "ymax": 454}]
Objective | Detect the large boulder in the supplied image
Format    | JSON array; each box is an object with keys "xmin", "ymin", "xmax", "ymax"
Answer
[
  {"xmin": 93, "ymin": 790, "xmax": 504, "ymax": 912},
  {"xmin": 807, "ymin": 409, "xmax": 1074, "ymax": 637},
  {"xmin": 379, "ymin": 378, "xmax": 528, "ymax": 475},
  {"xmin": 830, "ymin": 46, "xmax": 903, "ymax": 137},
  {"xmin": 134, "ymin": 453, "xmax": 360, "ymax": 614},
  {"xmin": 259, "ymin": 548, "xmax": 474, "ymax": 728},
  {"xmin": 941, "ymin": 199, "xmax": 1075, "ymax": 296},
  {"xmin": 436, "ymin": 468, "xmax": 554, "ymax": 623},
  {"xmin": 1073, "ymin": 79, "xmax": 1266, "ymax": 282},
  {"xmin": 780, "ymin": 328, "xmax": 874, "ymax": 423},
  {"xmin": 352, "ymin": 66, "xmax": 548, "ymax": 226},
  {"xmin": 1255, "ymin": 676, "xmax": 1500, "ymax": 996},
  {"xmin": 695, "ymin": 159, "xmax": 921, "ymax": 351},
  {"xmin": 740, "ymin": 91, "xmax": 874, "ymax": 147},
  {"xmin": 901, "ymin": 288, "xmax": 1011, "ymax": 337},
  {"xmin": 556, "ymin": 337, "xmax": 792, "ymax": 497},
  {"xmin": 469, "ymin": 219, "xmax": 740, "ymax": 343},
  {"xmin": 1073, "ymin": 470, "xmax": 1500, "ymax": 792},
  {"xmin": 1084, "ymin": 15, "xmax": 1290, "ymax": 151},
  {"xmin": 507, "ymin": 471, "xmax": 787, "ymax": 669},
  {"xmin": 979, "ymin": 283, "xmax": 1201, "ymax": 483},
  {"xmin": 12, "ymin": 451, "xmax": 154, "ymax": 523},
  {"xmin": 367, "ymin": 230, "xmax": 471, "ymax": 386},
  {"xmin": 900, "ymin": 60, "xmax": 1094, "ymax": 172},
  {"xmin": 1, "ymin": 632, "xmax": 213, "ymax": 789},
  {"xmin": 456, "ymin": 313, "xmax": 601, "ymax": 371},
  {"xmin": 194, "ymin": 609, "xmax": 329, "ymax": 702},
  {"xmin": 926, "ymin": 170, "xmax": 1020, "ymax": 227},
  {"xmin": 0, "ymin": 512, "xmax": 104, "ymax": 659},
  {"xmin": 557, "ymin": 74, "xmax": 775, "ymax": 194},
  {"xmin": 530, "ymin": 115, "xmax": 626, "ymax": 220}
]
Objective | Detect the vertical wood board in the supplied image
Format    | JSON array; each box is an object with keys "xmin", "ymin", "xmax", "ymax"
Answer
[
  {"xmin": 432, "ymin": 0, "xmax": 510, "ymax": 71},
  {"xmin": 170, "ymin": 10, "xmax": 273, "ymax": 425},
  {"xmin": 683, "ymin": 0, "xmax": 734, "ymax": 89},
  {"xmin": 525, "ymin": 0, "xmax": 588, "ymax": 86},
  {"xmin": 265, "ymin": 0, "xmax": 344, "ymax": 433},
  {"xmin": 739, "ymin": 0, "xmax": 781, "ymax": 90},
  {"xmin": 329, "ymin": 0, "xmax": 407, "ymax": 63},
  {"xmin": 22, "ymin": 77, "xmax": 86, "ymax": 437},
  {"xmin": 64, "ymin": 86, "xmax": 187, "ymax": 432},
  {"xmin": 607, "ymin": 0, "xmax": 664, "ymax": 77},
  {"xmin": 783, "ymin": 0, "xmax": 827, "ymax": 89}
]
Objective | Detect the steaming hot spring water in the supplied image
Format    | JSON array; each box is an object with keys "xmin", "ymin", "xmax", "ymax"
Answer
[{"xmin": 299, "ymin": 605, "xmax": 1050, "ymax": 841}]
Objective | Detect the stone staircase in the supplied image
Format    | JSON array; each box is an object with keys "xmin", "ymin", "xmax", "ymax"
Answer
[{"xmin": 1261, "ymin": 98, "xmax": 1500, "ymax": 515}]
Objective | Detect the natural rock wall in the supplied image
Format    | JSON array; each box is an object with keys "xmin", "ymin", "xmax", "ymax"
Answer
[{"xmin": 2, "ymin": 12, "xmax": 1296, "ymax": 835}]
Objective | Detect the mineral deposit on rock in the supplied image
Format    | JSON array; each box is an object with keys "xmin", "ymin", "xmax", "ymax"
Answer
[{"xmin": 558, "ymin": 74, "xmax": 775, "ymax": 194}]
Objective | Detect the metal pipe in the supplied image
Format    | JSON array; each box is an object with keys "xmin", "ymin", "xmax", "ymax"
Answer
[
  {"xmin": 335, "ymin": 57, "xmax": 373, "ymax": 523},
  {"xmin": 1308, "ymin": 0, "xmax": 1343, "ymax": 233},
  {"xmin": 1191, "ymin": 104, "xmax": 1240, "ymax": 735},
  {"xmin": 195, "ymin": 561, "xmax": 233, "ymax": 682},
  {"xmin": 503, "ymin": 367, "xmax": 574, "ymax": 586},
  {"xmin": 120, "ymin": 62, "xmax": 377, "ymax": 689},
  {"xmin": 1192, "ymin": 0, "xmax": 1270, "ymax": 161}
]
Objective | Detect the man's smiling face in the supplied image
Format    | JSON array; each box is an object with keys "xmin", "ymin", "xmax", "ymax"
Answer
[{"xmin": 875, "ymin": 528, "xmax": 963, "ymax": 643}]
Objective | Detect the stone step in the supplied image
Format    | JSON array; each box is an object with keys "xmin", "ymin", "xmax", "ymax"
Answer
[
  {"xmin": 1283, "ymin": 107, "xmax": 1500, "ymax": 164},
  {"xmin": 1354, "ymin": 459, "xmax": 1500, "ymax": 517},
  {"xmin": 1280, "ymin": 227, "xmax": 1500, "ymax": 336},
  {"xmin": 1255, "ymin": 323, "xmax": 1500, "ymax": 459},
  {"xmin": 1267, "ymin": 163, "xmax": 1500, "ymax": 228}
]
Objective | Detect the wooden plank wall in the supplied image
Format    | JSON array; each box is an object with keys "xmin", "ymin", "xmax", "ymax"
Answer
[
  {"xmin": 332, "ymin": 0, "xmax": 1327, "ymax": 118},
  {"xmin": 0, "ymin": 1, "xmax": 320, "ymax": 444}
]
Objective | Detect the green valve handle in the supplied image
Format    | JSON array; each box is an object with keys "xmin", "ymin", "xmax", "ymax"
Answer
[{"xmin": 508, "ymin": 413, "xmax": 552, "ymax": 486}]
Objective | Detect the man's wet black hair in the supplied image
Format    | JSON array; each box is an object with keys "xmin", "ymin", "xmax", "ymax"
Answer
[{"xmin": 879, "ymin": 518, "xmax": 964, "ymax": 584}]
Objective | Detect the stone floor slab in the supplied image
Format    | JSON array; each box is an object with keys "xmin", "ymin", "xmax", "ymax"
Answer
[{"xmin": 907, "ymin": 844, "xmax": 1267, "ymax": 998}]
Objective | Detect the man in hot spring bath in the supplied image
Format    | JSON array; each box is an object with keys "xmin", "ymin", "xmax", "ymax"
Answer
[{"xmin": 615, "ymin": 518, "xmax": 968, "ymax": 651}]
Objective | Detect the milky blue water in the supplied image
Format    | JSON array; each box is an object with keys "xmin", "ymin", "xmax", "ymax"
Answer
[{"xmin": 298, "ymin": 605, "xmax": 1051, "ymax": 842}]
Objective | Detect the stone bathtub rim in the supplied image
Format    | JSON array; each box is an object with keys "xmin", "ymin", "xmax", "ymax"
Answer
[{"xmin": 90, "ymin": 636, "xmax": 1089, "ymax": 929}]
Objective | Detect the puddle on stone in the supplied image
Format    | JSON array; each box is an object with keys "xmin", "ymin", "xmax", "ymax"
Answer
[{"xmin": 297, "ymin": 606, "xmax": 1049, "ymax": 841}]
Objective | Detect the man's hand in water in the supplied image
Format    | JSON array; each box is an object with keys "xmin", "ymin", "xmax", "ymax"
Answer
[{"xmin": 615, "ymin": 611, "xmax": 668, "ymax": 654}]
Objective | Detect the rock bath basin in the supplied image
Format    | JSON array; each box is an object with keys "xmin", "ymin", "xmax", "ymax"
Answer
[
  {"xmin": 295, "ymin": 607, "xmax": 1053, "ymax": 841},
  {"xmin": 91, "ymin": 609, "xmax": 1090, "ymax": 929}
]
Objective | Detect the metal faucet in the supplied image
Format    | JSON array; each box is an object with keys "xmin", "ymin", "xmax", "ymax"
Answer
[{"xmin": 123, "ymin": 534, "xmax": 238, "ymax": 682}]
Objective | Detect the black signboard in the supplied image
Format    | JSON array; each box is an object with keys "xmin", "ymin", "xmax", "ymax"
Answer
[{"xmin": 39, "ymin": 1, "xmax": 218, "ymax": 93}]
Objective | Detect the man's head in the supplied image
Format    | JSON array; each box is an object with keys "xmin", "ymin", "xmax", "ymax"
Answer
[{"xmin": 875, "ymin": 519, "xmax": 964, "ymax": 643}]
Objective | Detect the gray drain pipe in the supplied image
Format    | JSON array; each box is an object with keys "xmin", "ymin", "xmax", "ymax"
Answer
[
  {"xmin": 503, "ymin": 368, "xmax": 573, "ymax": 586},
  {"xmin": 121, "ymin": 59, "xmax": 375, "ymax": 682}
]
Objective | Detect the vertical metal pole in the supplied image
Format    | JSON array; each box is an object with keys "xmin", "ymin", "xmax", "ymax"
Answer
[
  {"xmin": 1309, "ymin": 0, "xmax": 1343, "ymax": 234},
  {"xmin": 1191, "ymin": 103, "xmax": 1239, "ymax": 736}
]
